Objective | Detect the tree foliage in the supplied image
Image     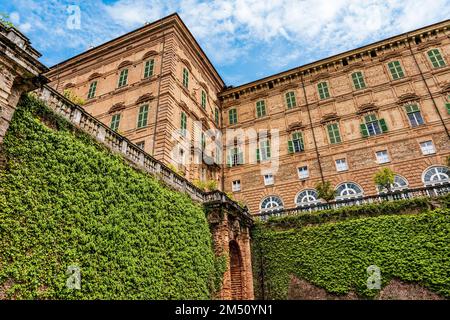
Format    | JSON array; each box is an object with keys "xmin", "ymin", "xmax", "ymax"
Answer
[
  {"xmin": 373, "ymin": 167, "xmax": 395, "ymax": 192},
  {"xmin": 63, "ymin": 89, "xmax": 86, "ymax": 106},
  {"xmin": 315, "ymin": 180, "xmax": 336, "ymax": 202},
  {"xmin": 0, "ymin": 95, "xmax": 225, "ymax": 299}
]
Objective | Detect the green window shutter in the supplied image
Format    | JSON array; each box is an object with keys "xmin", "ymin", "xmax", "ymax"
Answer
[
  {"xmin": 318, "ymin": 82, "xmax": 330, "ymax": 99},
  {"xmin": 182, "ymin": 68, "xmax": 189, "ymax": 88},
  {"xmin": 256, "ymin": 148, "xmax": 260, "ymax": 162},
  {"xmin": 118, "ymin": 69, "xmax": 128, "ymax": 87},
  {"xmin": 405, "ymin": 104, "xmax": 420, "ymax": 113},
  {"xmin": 238, "ymin": 151, "xmax": 244, "ymax": 164},
  {"xmin": 256, "ymin": 100, "xmax": 266, "ymax": 118},
  {"xmin": 144, "ymin": 59, "xmax": 154, "ymax": 78},
  {"xmin": 379, "ymin": 118, "xmax": 388, "ymax": 132},
  {"xmin": 286, "ymin": 92, "xmax": 296, "ymax": 109},
  {"xmin": 110, "ymin": 114, "xmax": 121, "ymax": 131},
  {"xmin": 87, "ymin": 81, "xmax": 97, "ymax": 99},
  {"xmin": 137, "ymin": 105, "xmax": 149, "ymax": 128},
  {"xmin": 266, "ymin": 144, "xmax": 271, "ymax": 158},
  {"xmin": 352, "ymin": 72, "xmax": 366, "ymax": 89},
  {"xmin": 360, "ymin": 123, "xmax": 369, "ymax": 137},
  {"xmin": 215, "ymin": 108, "xmax": 220, "ymax": 125},
  {"xmin": 229, "ymin": 109, "xmax": 237, "ymax": 124},
  {"xmin": 288, "ymin": 140, "xmax": 294, "ymax": 154},
  {"xmin": 327, "ymin": 123, "xmax": 341, "ymax": 144},
  {"xmin": 180, "ymin": 112, "xmax": 187, "ymax": 136},
  {"xmin": 201, "ymin": 91, "xmax": 207, "ymax": 109},
  {"xmin": 388, "ymin": 61, "xmax": 404, "ymax": 80},
  {"xmin": 428, "ymin": 49, "xmax": 446, "ymax": 68},
  {"xmin": 445, "ymin": 102, "xmax": 450, "ymax": 115}
]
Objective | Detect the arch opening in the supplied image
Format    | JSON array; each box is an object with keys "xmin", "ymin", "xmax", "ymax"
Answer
[{"xmin": 229, "ymin": 240, "xmax": 243, "ymax": 300}]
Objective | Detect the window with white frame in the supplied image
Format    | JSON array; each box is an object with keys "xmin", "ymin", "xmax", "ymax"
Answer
[
  {"xmin": 295, "ymin": 189, "xmax": 320, "ymax": 206},
  {"xmin": 264, "ymin": 174, "xmax": 274, "ymax": 186},
  {"xmin": 377, "ymin": 175, "xmax": 409, "ymax": 193},
  {"xmin": 376, "ymin": 150, "xmax": 390, "ymax": 164},
  {"xmin": 260, "ymin": 196, "xmax": 283, "ymax": 212},
  {"xmin": 335, "ymin": 182, "xmax": 364, "ymax": 200},
  {"xmin": 420, "ymin": 140, "xmax": 436, "ymax": 155},
  {"xmin": 335, "ymin": 158, "xmax": 348, "ymax": 172},
  {"xmin": 298, "ymin": 166, "xmax": 309, "ymax": 180},
  {"xmin": 423, "ymin": 166, "xmax": 450, "ymax": 186},
  {"xmin": 232, "ymin": 180, "xmax": 241, "ymax": 192}
]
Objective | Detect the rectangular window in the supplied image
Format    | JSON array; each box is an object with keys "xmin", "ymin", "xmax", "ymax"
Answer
[
  {"xmin": 257, "ymin": 140, "xmax": 271, "ymax": 162},
  {"xmin": 87, "ymin": 81, "xmax": 97, "ymax": 99},
  {"xmin": 227, "ymin": 147, "xmax": 243, "ymax": 167},
  {"xmin": 298, "ymin": 166, "xmax": 309, "ymax": 180},
  {"xmin": 229, "ymin": 108, "xmax": 238, "ymax": 125},
  {"xmin": 144, "ymin": 59, "xmax": 155, "ymax": 78},
  {"xmin": 335, "ymin": 158, "xmax": 348, "ymax": 172},
  {"xmin": 110, "ymin": 114, "xmax": 121, "ymax": 131},
  {"xmin": 201, "ymin": 90, "xmax": 207, "ymax": 109},
  {"xmin": 420, "ymin": 140, "xmax": 436, "ymax": 155},
  {"xmin": 317, "ymin": 82, "xmax": 330, "ymax": 100},
  {"xmin": 405, "ymin": 104, "xmax": 424, "ymax": 127},
  {"xmin": 285, "ymin": 91, "xmax": 297, "ymax": 109},
  {"xmin": 215, "ymin": 145, "xmax": 221, "ymax": 164},
  {"xmin": 137, "ymin": 104, "xmax": 149, "ymax": 128},
  {"xmin": 201, "ymin": 132, "xmax": 206, "ymax": 150},
  {"xmin": 327, "ymin": 123, "xmax": 342, "ymax": 144},
  {"xmin": 215, "ymin": 108, "xmax": 220, "ymax": 125},
  {"xmin": 360, "ymin": 114, "xmax": 388, "ymax": 137},
  {"xmin": 256, "ymin": 100, "xmax": 266, "ymax": 118},
  {"xmin": 264, "ymin": 174, "xmax": 274, "ymax": 186},
  {"xmin": 427, "ymin": 49, "xmax": 446, "ymax": 68},
  {"xmin": 182, "ymin": 68, "xmax": 189, "ymax": 89},
  {"xmin": 136, "ymin": 141, "xmax": 145, "ymax": 150},
  {"xmin": 376, "ymin": 150, "xmax": 390, "ymax": 164},
  {"xmin": 232, "ymin": 180, "xmax": 241, "ymax": 192},
  {"xmin": 118, "ymin": 69, "xmax": 128, "ymax": 88},
  {"xmin": 446, "ymin": 101, "xmax": 450, "ymax": 115},
  {"xmin": 288, "ymin": 132, "xmax": 304, "ymax": 153},
  {"xmin": 180, "ymin": 112, "xmax": 187, "ymax": 136},
  {"xmin": 351, "ymin": 71, "xmax": 366, "ymax": 90},
  {"xmin": 387, "ymin": 61, "xmax": 405, "ymax": 80}
]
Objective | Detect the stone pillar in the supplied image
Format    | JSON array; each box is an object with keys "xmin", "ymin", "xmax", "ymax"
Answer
[{"xmin": 0, "ymin": 23, "xmax": 48, "ymax": 164}]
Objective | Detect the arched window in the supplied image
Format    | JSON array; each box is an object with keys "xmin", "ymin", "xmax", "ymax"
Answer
[
  {"xmin": 377, "ymin": 175, "xmax": 409, "ymax": 193},
  {"xmin": 423, "ymin": 166, "xmax": 450, "ymax": 186},
  {"xmin": 335, "ymin": 182, "xmax": 363, "ymax": 200},
  {"xmin": 260, "ymin": 196, "xmax": 283, "ymax": 212},
  {"xmin": 295, "ymin": 189, "xmax": 320, "ymax": 206}
]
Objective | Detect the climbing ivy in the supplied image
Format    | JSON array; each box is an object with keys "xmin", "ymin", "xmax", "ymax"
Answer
[
  {"xmin": 0, "ymin": 95, "xmax": 225, "ymax": 299},
  {"xmin": 253, "ymin": 209, "xmax": 450, "ymax": 299}
]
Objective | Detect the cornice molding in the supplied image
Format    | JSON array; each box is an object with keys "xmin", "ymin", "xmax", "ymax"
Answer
[
  {"xmin": 356, "ymin": 103, "xmax": 378, "ymax": 115},
  {"xmin": 320, "ymin": 113, "xmax": 340, "ymax": 124},
  {"xmin": 396, "ymin": 93, "xmax": 420, "ymax": 105}
]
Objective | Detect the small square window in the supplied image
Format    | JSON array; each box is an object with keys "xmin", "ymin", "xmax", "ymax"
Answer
[
  {"xmin": 298, "ymin": 166, "xmax": 309, "ymax": 180},
  {"xmin": 376, "ymin": 150, "xmax": 390, "ymax": 164},
  {"xmin": 232, "ymin": 180, "xmax": 241, "ymax": 192},
  {"xmin": 420, "ymin": 141, "xmax": 436, "ymax": 155},
  {"xmin": 335, "ymin": 158, "xmax": 348, "ymax": 172},
  {"xmin": 264, "ymin": 174, "xmax": 274, "ymax": 186},
  {"xmin": 136, "ymin": 141, "xmax": 145, "ymax": 150}
]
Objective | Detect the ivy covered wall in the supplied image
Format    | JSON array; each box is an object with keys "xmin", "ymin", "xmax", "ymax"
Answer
[
  {"xmin": 0, "ymin": 95, "xmax": 225, "ymax": 299},
  {"xmin": 252, "ymin": 202, "xmax": 450, "ymax": 300}
]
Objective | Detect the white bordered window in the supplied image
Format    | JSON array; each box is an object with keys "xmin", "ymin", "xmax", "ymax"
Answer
[
  {"xmin": 298, "ymin": 166, "xmax": 309, "ymax": 180},
  {"xmin": 335, "ymin": 158, "xmax": 348, "ymax": 172},
  {"xmin": 376, "ymin": 150, "xmax": 390, "ymax": 164},
  {"xmin": 420, "ymin": 140, "xmax": 436, "ymax": 155},
  {"xmin": 264, "ymin": 174, "xmax": 274, "ymax": 186},
  {"xmin": 260, "ymin": 196, "xmax": 283, "ymax": 212},
  {"xmin": 232, "ymin": 180, "xmax": 241, "ymax": 192}
]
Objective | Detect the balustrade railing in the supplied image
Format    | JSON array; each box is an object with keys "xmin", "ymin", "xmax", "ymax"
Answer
[{"xmin": 255, "ymin": 183, "xmax": 450, "ymax": 221}]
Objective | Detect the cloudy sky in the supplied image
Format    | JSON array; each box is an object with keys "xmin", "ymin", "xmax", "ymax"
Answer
[{"xmin": 1, "ymin": 0, "xmax": 449, "ymax": 85}]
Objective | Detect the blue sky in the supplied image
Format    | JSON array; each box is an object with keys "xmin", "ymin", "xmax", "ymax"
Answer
[{"xmin": 1, "ymin": 0, "xmax": 449, "ymax": 86}]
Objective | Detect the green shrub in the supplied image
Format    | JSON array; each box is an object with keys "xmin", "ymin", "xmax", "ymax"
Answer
[
  {"xmin": 0, "ymin": 95, "xmax": 223, "ymax": 299},
  {"xmin": 253, "ymin": 210, "xmax": 450, "ymax": 299}
]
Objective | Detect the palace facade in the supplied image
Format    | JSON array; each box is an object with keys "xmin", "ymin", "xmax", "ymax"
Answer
[{"xmin": 45, "ymin": 14, "xmax": 450, "ymax": 214}]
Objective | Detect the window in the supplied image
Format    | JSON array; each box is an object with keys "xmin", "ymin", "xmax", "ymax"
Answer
[
  {"xmin": 201, "ymin": 90, "xmax": 207, "ymax": 109},
  {"xmin": 260, "ymin": 196, "xmax": 283, "ymax": 212},
  {"xmin": 110, "ymin": 114, "xmax": 121, "ymax": 131},
  {"xmin": 215, "ymin": 145, "xmax": 221, "ymax": 164},
  {"xmin": 256, "ymin": 100, "xmax": 266, "ymax": 118},
  {"xmin": 257, "ymin": 140, "xmax": 271, "ymax": 162},
  {"xmin": 232, "ymin": 180, "xmax": 241, "ymax": 192},
  {"xmin": 335, "ymin": 182, "xmax": 363, "ymax": 199},
  {"xmin": 335, "ymin": 158, "xmax": 348, "ymax": 172},
  {"xmin": 446, "ymin": 96, "xmax": 450, "ymax": 115},
  {"xmin": 327, "ymin": 123, "xmax": 342, "ymax": 144},
  {"xmin": 264, "ymin": 174, "xmax": 274, "ymax": 186},
  {"xmin": 423, "ymin": 166, "xmax": 450, "ymax": 185},
  {"xmin": 378, "ymin": 175, "xmax": 409, "ymax": 193},
  {"xmin": 201, "ymin": 132, "xmax": 206, "ymax": 150},
  {"xmin": 137, "ymin": 104, "xmax": 149, "ymax": 128},
  {"xmin": 351, "ymin": 71, "xmax": 366, "ymax": 90},
  {"xmin": 229, "ymin": 108, "xmax": 238, "ymax": 125},
  {"xmin": 180, "ymin": 112, "xmax": 187, "ymax": 136},
  {"xmin": 87, "ymin": 81, "xmax": 97, "ymax": 99},
  {"xmin": 296, "ymin": 189, "xmax": 319, "ymax": 206},
  {"xmin": 215, "ymin": 108, "xmax": 220, "ymax": 125},
  {"xmin": 376, "ymin": 150, "xmax": 390, "ymax": 164},
  {"xmin": 144, "ymin": 59, "xmax": 155, "ymax": 78},
  {"xmin": 405, "ymin": 104, "xmax": 424, "ymax": 127},
  {"xmin": 136, "ymin": 141, "xmax": 145, "ymax": 150},
  {"xmin": 118, "ymin": 69, "xmax": 128, "ymax": 88},
  {"xmin": 285, "ymin": 91, "xmax": 296, "ymax": 109},
  {"xmin": 360, "ymin": 114, "xmax": 388, "ymax": 137},
  {"xmin": 317, "ymin": 82, "xmax": 330, "ymax": 100},
  {"xmin": 288, "ymin": 132, "xmax": 304, "ymax": 153},
  {"xmin": 297, "ymin": 166, "xmax": 309, "ymax": 180},
  {"xmin": 427, "ymin": 49, "xmax": 446, "ymax": 68},
  {"xmin": 182, "ymin": 68, "xmax": 189, "ymax": 89},
  {"xmin": 420, "ymin": 140, "xmax": 436, "ymax": 155},
  {"xmin": 227, "ymin": 147, "xmax": 243, "ymax": 167},
  {"xmin": 387, "ymin": 61, "xmax": 405, "ymax": 80}
]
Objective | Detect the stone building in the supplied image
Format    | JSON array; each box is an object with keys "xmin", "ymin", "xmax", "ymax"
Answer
[{"xmin": 45, "ymin": 14, "xmax": 450, "ymax": 215}]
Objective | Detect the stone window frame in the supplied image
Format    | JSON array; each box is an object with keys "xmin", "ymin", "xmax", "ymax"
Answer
[
  {"xmin": 297, "ymin": 166, "xmax": 309, "ymax": 180},
  {"xmin": 351, "ymin": 70, "xmax": 366, "ymax": 90},
  {"xmin": 110, "ymin": 113, "xmax": 121, "ymax": 131},
  {"xmin": 419, "ymin": 139, "xmax": 436, "ymax": 155},
  {"xmin": 255, "ymin": 99, "xmax": 267, "ymax": 118},
  {"xmin": 426, "ymin": 48, "xmax": 446, "ymax": 69},
  {"xmin": 386, "ymin": 60, "xmax": 405, "ymax": 80},
  {"xmin": 317, "ymin": 81, "xmax": 331, "ymax": 100},
  {"xmin": 375, "ymin": 149, "xmax": 390, "ymax": 164},
  {"xmin": 326, "ymin": 122, "xmax": 342, "ymax": 144},
  {"xmin": 182, "ymin": 67, "xmax": 189, "ymax": 89},
  {"xmin": 180, "ymin": 111, "xmax": 187, "ymax": 137},
  {"xmin": 136, "ymin": 104, "xmax": 149, "ymax": 129},
  {"xmin": 285, "ymin": 91, "xmax": 297, "ymax": 109},
  {"xmin": 87, "ymin": 80, "xmax": 97, "ymax": 99},
  {"xmin": 287, "ymin": 131, "xmax": 304, "ymax": 154},
  {"xmin": 228, "ymin": 108, "xmax": 238, "ymax": 125},
  {"xmin": 404, "ymin": 103, "xmax": 425, "ymax": 127},
  {"xmin": 232, "ymin": 180, "xmax": 241, "ymax": 192},
  {"xmin": 335, "ymin": 158, "xmax": 349, "ymax": 172},
  {"xmin": 360, "ymin": 113, "xmax": 388, "ymax": 137},
  {"xmin": 117, "ymin": 68, "xmax": 129, "ymax": 88},
  {"xmin": 143, "ymin": 59, "xmax": 155, "ymax": 79}
]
